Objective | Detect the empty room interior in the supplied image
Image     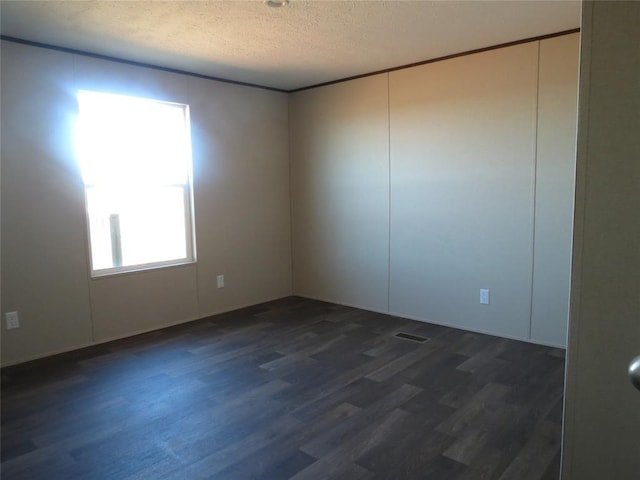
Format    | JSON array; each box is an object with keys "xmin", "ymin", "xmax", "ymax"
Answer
[{"xmin": 1, "ymin": 1, "xmax": 638, "ymax": 479}]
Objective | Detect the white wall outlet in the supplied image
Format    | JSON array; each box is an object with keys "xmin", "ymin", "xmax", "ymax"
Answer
[
  {"xmin": 480, "ymin": 289, "xmax": 490, "ymax": 305},
  {"xmin": 5, "ymin": 311, "xmax": 20, "ymax": 330},
  {"xmin": 216, "ymin": 274, "xmax": 225, "ymax": 289}
]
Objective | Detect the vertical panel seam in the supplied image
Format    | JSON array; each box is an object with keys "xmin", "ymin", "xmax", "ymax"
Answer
[
  {"xmin": 188, "ymin": 78, "xmax": 202, "ymax": 320},
  {"xmin": 74, "ymin": 53, "xmax": 97, "ymax": 344},
  {"xmin": 288, "ymin": 93, "xmax": 295, "ymax": 295},
  {"xmin": 529, "ymin": 41, "xmax": 542, "ymax": 340},
  {"xmin": 386, "ymin": 73, "xmax": 392, "ymax": 313}
]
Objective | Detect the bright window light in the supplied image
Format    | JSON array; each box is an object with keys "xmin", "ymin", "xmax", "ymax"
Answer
[{"xmin": 76, "ymin": 91, "xmax": 196, "ymax": 276}]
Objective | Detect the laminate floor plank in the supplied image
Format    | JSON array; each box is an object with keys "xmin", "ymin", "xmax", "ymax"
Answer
[
  {"xmin": 496, "ymin": 420, "xmax": 562, "ymax": 480},
  {"xmin": 355, "ymin": 414, "xmax": 459, "ymax": 479},
  {"xmin": 1, "ymin": 296, "xmax": 565, "ymax": 479},
  {"xmin": 211, "ymin": 402, "xmax": 362, "ymax": 480},
  {"xmin": 300, "ymin": 384, "xmax": 422, "ymax": 459},
  {"xmin": 293, "ymin": 408, "xmax": 411, "ymax": 480}
]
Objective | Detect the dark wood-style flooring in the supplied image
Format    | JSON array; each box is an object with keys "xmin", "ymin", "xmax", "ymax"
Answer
[{"xmin": 1, "ymin": 297, "xmax": 565, "ymax": 479}]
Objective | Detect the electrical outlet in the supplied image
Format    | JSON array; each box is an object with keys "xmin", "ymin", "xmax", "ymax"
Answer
[
  {"xmin": 216, "ymin": 274, "xmax": 225, "ymax": 289},
  {"xmin": 5, "ymin": 311, "xmax": 20, "ymax": 330},
  {"xmin": 480, "ymin": 289, "xmax": 490, "ymax": 305}
]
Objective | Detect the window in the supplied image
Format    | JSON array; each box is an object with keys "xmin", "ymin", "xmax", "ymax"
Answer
[{"xmin": 76, "ymin": 91, "xmax": 196, "ymax": 276}]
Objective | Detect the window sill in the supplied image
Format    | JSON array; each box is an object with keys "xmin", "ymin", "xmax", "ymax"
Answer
[{"xmin": 90, "ymin": 260, "xmax": 197, "ymax": 280}]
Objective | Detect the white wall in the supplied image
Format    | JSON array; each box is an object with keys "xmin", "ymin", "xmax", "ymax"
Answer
[
  {"xmin": 389, "ymin": 42, "xmax": 538, "ymax": 340},
  {"xmin": 1, "ymin": 45, "xmax": 94, "ymax": 363},
  {"xmin": 290, "ymin": 75, "xmax": 390, "ymax": 312},
  {"xmin": 290, "ymin": 34, "xmax": 579, "ymax": 346},
  {"xmin": 1, "ymin": 32, "xmax": 579, "ymax": 366},
  {"xmin": 531, "ymin": 34, "xmax": 580, "ymax": 345},
  {"xmin": 1, "ymin": 41, "xmax": 292, "ymax": 366}
]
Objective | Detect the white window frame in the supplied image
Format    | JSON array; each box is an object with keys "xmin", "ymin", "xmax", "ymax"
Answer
[{"xmin": 76, "ymin": 91, "xmax": 197, "ymax": 277}]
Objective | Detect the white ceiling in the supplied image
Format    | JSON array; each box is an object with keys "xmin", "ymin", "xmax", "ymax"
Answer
[{"xmin": 0, "ymin": 1, "xmax": 581, "ymax": 91}]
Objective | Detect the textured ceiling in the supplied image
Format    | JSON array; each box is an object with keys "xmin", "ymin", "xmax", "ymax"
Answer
[{"xmin": 0, "ymin": 1, "xmax": 581, "ymax": 91}]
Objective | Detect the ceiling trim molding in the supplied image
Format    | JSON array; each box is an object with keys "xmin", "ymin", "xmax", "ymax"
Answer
[
  {"xmin": 290, "ymin": 28, "xmax": 581, "ymax": 93},
  {"xmin": 1, "ymin": 28, "xmax": 579, "ymax": 94},
  {"xmin": 0, "ymin": 35, "xmax": 289, "ymax": 93}
]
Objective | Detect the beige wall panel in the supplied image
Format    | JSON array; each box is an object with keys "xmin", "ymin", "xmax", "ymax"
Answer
[
  {"xmin": 72, "ymin": 54, "xmax": 188, "ymax": 105},
  {"xmin": 90, "ymin": 265, "xmax": 199, "ymax": 341},
  {"xmin": 75, "ymin": 55, "xmax": 292, "ymax": 322},
  {"xmin": 73, "ymin": 55, "xmax": 202, "ymax": 340},
  {"xmin": 290, "ymin": 75, "xmax": 390, "ymax": 311},
  {"xmin": 1, "ymin": 42, "xmax": 291, "ymax": 365},
  {"xmin": 562, "ymin": 2, "xmax": 640, "ymax": 478},
  {"xmin": 389, "ymin": 43, "xmax": 538, "ymax": 339},
  {"xmin": 1, "ymin": 43, "xmax": 93, "ymax": 365},
  {"xmin": 189, "ymin": 76, "xmax": 292, "ymax": 316},
  {"xmin": 531, "ymin": 33, "xmax": 580, "ymax": 347}
]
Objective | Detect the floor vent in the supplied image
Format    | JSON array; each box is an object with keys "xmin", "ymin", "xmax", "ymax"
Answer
[{"xmin": 394, "ymin": 332, "xmax": 430, "ymax": 343}]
